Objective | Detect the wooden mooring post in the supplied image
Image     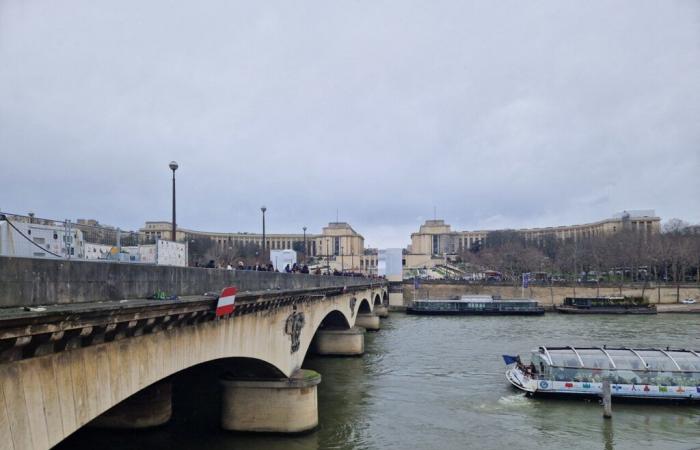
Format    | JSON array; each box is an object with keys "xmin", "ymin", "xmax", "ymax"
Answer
[{"xmin": 602, "ymin": 380, "xmax": 612, "ymax": 419}]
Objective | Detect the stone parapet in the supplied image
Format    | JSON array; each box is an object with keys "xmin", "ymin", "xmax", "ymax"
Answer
[{"xmin": 0, "ymin": 255, "xmax": 383, "ymax": 307}]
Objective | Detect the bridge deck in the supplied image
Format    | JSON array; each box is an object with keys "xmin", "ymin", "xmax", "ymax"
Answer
[{"xmin": 0, "ymin": 283, "xmax": 383, "ymax": 345}]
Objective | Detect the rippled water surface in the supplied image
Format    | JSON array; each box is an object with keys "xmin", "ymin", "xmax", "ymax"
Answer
[{"xmin": 61, "ymin": 313, "xmax": 700, "ymax": 450}]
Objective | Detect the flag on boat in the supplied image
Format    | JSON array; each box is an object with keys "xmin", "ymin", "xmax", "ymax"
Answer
[
  {"xmin": 216, "ymin": 286, "xmax": 237, "ymax": 317},
  {"xmin": 502, "ymin": 355, "xmax": 520, "ymax": 365}
]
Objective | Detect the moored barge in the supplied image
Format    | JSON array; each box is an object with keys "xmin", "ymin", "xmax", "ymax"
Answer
[
  {"xmin": 407, "ymin": 295, "xmax": 544, "ymax": 316},
  {"xmin": 504, "ymin": 346, "xmax": 700, "ymax": 402},
  {"xmin": 556, "ymin": 296, "xmax": 656, "ymax": 314}
]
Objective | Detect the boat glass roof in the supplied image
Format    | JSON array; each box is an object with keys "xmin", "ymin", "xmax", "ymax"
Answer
[
  {"xmin": 668, "ymin": 351, "xmax": 700, "ymax": 371},
  {"xmin": 539, "ymin": 347, "xmax": 700, "ymax": 372}
]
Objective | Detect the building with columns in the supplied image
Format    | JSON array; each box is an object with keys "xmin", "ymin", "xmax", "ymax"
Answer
[
  {"xmin": 406, "ymin": 211, "xmax": 661, "ymax": 269},
  {"xmin": 139, "ymin": 221, "xmax": 377, "ymax": 273}
]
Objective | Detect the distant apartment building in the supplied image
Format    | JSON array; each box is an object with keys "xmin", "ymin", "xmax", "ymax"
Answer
[
  {"xmin": 139, "ymin": 221, "xmax": 378, "ymax": 273},
  {"xmin": 0, "ymin": 215, "xmax": 186, "ymax": 266},
  {"xmin": 406, "ymin": 211, "xmax": 661, "ymax": 269}
]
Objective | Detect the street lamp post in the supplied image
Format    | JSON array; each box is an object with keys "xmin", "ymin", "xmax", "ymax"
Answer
[
  {"xmin": 341, "ymin": 246, "xmax": 344, "ymax": 273},
  {"xmin": 169, "ymin": 161, "xmax": 178, "ymax": 241},
  {"xmin": 302, "ymin": 226, "xmax": 307, "ymax": 264},
  {"xmin": 260, "ymin": 206, "xmax": 267, "ymax": 263}
]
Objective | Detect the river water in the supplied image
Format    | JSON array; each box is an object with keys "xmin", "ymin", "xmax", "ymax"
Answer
[{"xmin": 60, "ymin": 313, "xmax": 700, "ymax": 450}]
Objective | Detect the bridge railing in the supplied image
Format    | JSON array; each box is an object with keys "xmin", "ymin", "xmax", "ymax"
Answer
[{"xmin": 0, "ymin": 255, "xmax": 384, "ymax": 308}]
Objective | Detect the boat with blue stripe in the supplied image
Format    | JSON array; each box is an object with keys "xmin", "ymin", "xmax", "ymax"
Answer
[{"xmin": 504, "ymin": 346, "xmax": 700, "ymax": 402}]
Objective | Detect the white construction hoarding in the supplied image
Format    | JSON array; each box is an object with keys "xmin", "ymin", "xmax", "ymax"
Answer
[
  {"xmin": 270, "ymin": 249, "xmax": 297, "ymax": 272},
  {"xmin": 156, "ymin": 239, "xmax": 188, "ymax": 266},
  {"xmin": 378, "ymin": 248, "xmax": 403, "ymax": 282}
]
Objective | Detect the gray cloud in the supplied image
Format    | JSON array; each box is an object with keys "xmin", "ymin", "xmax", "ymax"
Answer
[{"xmin": 1, "ymin": 0, "xmax": 698, "ymax": 248}]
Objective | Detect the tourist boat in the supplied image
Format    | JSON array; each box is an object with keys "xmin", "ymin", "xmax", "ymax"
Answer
[
  {"xmin": 407, "ymin": 295, "xmax": 544, "ymax": 315},
  {"xmin": 504, "ymin": 346, "xmax": 700, "ymax": 402},
  {"xmin": 556, "ymin": 296, "xmax": 656, "ymax": 314}
]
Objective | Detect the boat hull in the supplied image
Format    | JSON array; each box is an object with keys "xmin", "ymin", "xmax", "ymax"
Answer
[
  {"xmin": 407, "ymin": 308, "xmax": 544, "ymax": 316},
  {"xmin": 505, "ymin": 367, "xmax": 699, "ymax": 402}
]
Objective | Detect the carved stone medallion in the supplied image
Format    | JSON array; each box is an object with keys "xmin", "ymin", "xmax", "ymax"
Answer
[{"xmin": 284, "ymin": 311, "xmax": 306, "ymax": 353}]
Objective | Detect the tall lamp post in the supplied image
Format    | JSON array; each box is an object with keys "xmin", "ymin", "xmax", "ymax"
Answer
[
  {"xmin": 340, "ymin": 246, "xmax": 344, "ymax": 273},
  {"xmin": 169, "ymin": 161, "xmax": 178, "ymax": 241},
  {"xmin": 302, "ymin": 226, "xmax": 307, "ymax": 264},
  {"xmin": 260, "ymin": 206, "xmax": 267, "ymax": 262}
]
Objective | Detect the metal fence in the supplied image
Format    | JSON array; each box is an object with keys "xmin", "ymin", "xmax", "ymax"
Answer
[{"xmin": 0, "ymin": 211, "xmax": 147, "ymax": 261}]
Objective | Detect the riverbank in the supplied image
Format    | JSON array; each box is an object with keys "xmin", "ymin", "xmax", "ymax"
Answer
[
  {"xmin": 402, "ymin": 282, "xmax": 700, "ymax": 306},
  {"xmin": 393, "ymin": 303, "xmax": 700, "ymax": 314},
  {"xmin": 657, "ymin": 303, "xmax": 700, "ymax": 313}
]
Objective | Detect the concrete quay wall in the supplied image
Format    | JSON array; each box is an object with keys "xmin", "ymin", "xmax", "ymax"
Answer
[
  {"xmin": 0, "ymin": 256, "xmax": 373, "ymax": 307},
  {"xmin": 402, "ymin": 282, "xmax": 700, "ymax": 306}
]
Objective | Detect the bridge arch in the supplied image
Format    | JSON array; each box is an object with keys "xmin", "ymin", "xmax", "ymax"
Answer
[
  {"xmin": 373, "ymin": 293, "xmax": 382, "ymax": 306},
  {"xmin": 316, "ymin": 309, "xmax": 352, "ymax": 330},
  {"xmin": 358, "ymin": 298, "xmax": 372, "ymax": 314}
]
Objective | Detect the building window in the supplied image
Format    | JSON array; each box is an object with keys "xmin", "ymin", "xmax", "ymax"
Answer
[
  {"xmin": 432, "ymin": 235, "xmax": 439, "ymax": 254},
  {"xmin": 334, "ymin": 237, "xmax": 340, "ymax": 255}
]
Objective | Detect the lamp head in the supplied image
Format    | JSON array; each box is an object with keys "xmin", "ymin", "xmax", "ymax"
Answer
[{"xmin": 169, "ymin": 161, "xmax": 179, "ymax": 171}]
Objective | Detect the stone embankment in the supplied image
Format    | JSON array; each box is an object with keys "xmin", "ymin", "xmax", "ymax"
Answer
[{"xmin": 402, "ymin": 281, "xmax": 700, "ymax": 311}]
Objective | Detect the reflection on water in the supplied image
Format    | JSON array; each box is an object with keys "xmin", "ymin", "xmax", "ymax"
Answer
[
  {"xmin": 603, "ymin": 418, "xmax": 615, "ymax": 450},
  {"xmin": 59, "ymin": 314, "xmax": 700, "ymax": 450}
]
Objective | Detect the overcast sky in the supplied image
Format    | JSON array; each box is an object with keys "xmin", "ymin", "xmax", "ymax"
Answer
[{"xmin": 1, "ymin": 1, "xmax": 698, "ymax": 248}]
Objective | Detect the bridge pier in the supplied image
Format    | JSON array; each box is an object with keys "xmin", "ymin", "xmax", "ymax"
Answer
[
  {"xmin": 89, "ymin": 381, "xmax": 172, "ymax": 429},
  {"xmin": 220, "ymin": 369, "xmax": 321, "ymax": 433},
  {"xmin": 311, "ymin": 327, "xmax": 365, "ymax": 356},
  {"xmin": 355, "ymin": 313, "xmax": 380, "ymax": 330},
  {"xmin": 373, "ymin": 305, "xmax": 389, "ymax": 318}
]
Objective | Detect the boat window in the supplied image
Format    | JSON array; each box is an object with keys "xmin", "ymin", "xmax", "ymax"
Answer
[
  {"xmin": 547, "ymin": 349, "xmax": 581, "ymax": 367},
  {"xmin": 637, "ymin": 350, "xmax": 679, "ymax": 371},
  {"xmin": 605, "ymin": 349, "xmax": 645, "ymax": 370},
  {"xmin": 576, "ymin": 348, "xmax": 615, "ymax": 369},
  {"xmin": 667, "ymin": 351, "xmax": 700, "ymax": 371},
  {"xmin": 612, "ymin": 370, "xmax": 642, "ymax": 384}
]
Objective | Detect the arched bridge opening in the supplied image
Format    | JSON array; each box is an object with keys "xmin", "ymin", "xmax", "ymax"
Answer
[
  {"xmin": 316, "ymin": 309, "xmax": 351, "ymax": 331},
  {"xmin": 358, "ymin": 298, "xmax": 372, "ymax": 314}
]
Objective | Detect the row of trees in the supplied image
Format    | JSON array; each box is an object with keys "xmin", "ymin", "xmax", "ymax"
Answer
[{"xmin": 460, "ymin": 219, "xmax": 700, "ymax": 284}]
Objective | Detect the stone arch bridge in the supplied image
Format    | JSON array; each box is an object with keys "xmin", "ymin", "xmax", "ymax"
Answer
[{"xmin": 0, "ymin": 259, "xmax": 390, "ymax": 450}]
